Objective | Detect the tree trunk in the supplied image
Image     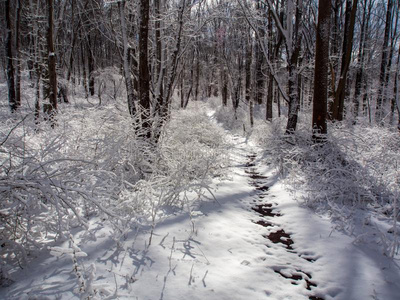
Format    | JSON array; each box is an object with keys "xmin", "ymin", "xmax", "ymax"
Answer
[
  {"xmin": 221, "ymin": 68, "xmax": 228, "ymax": 106},
  {"xmin": 194, "ymin": 46, "xmax": 200, "ymax": 101},
  {"xmin": 331, "ymin": 0, "xmax": 358, "ymax": 121},
  {"xmin": 391, "ymin": 36, "xmax": 400, "ymax": 126},
  {"xmin": 180, "ymin": 72, "xmax": 185, "ymax": 108},
  {"xmin": 66, "ymin": 0, "xmax": 76, "ymax": 82},
  {"xmin": 286, "ymin": 64, "xmax": 300, "ymax": 133},
  {"xmin": 153, "ymin": 0, "xmax": 164, "ymax": 114},
  {"xmin": 233, "ymin": 54, "xmax": 242, "ymax": 116},
  {"xmin": 254, "ymin": 43, "xmax": 264, "ymax": 104},
  {"xmin": 5, "ymin": 0, "xmax": 17, "ymax": 113},
  {"xmin": 34, "ymin": 65, "xmax": 41, "ymax": 125},
  {"xmin": 375, "ymin": 0, "xmax": 393, "ymax": 123},
  {"xmin": 385, "ymin": 6, "xmax": 398, "ymax": 124},
  {"xmin": 15, "ymin": 0, "xmax": 22, "ymax": 107},
  {"xmin": 245, "ymin": 32, "xmax": 253, "ymax": 127},
  {"xmin": 161, "ymin": 0, "xmax": 186, "ymax": 119},
  {"xmin": 353, "ymin": 0, "xmax": 370, "ymax": 120},
  {"xmin": 312, "ymin": 0, "xmax": 331, "ymax": 140},
  {"xmin": 285, "ymin": 0, "xmax": 303, "ymax": 134},
  {"xmin": 119, "ymin": 0, "xmax": 136, "ymax": 116},
  {"xmin": 138, "ymin": 0, "xmax": 151, "ymax": 137},
  {"xmin": 330, "ymin": 0, "xmax": 342, "ymax": 77},
  {"xmin": 80, "ymin": 40, "xmax": 88, "ymax": 98},
  {"xmin": 87, "ymin": 36, "xmax": 95, "ymax": 96},
  {"xmin": 47, "ymin": 0, "xmax": 57, "ymax": 117},
  {"xmin": 245, "ymin": 31, "xmax": 252, "ymax": 103},
  {"xmin": 266, "ymin": 10, "xmax": 273, "ymax": 121}
]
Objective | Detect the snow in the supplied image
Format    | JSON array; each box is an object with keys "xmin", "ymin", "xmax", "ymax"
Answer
[{"xmin": 1, "ymin": 106, "xmax": 400, "ymax": 300}]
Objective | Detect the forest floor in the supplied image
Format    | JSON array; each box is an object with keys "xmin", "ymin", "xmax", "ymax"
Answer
[{"xmin": 1, "ymin": 106, "xmax": 400, "ymax": 300}]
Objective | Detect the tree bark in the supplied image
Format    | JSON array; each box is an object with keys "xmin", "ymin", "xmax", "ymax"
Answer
[
  {"xmin": 15, "ymin": 0, "xmax": 22, "ymax": 107},
  {"xmin": 47, "ymin": 0, "xmax": 58, "ymax": 112},
  {"xmin": 330, "ymin": 0, "xmax": 358, "ymax": 121},
  {"xmin": 87, "ymin": 35, "xmax": 95, "ymax": 96},
  {"xmin": 221, "ymin": 67, "xmax": 228, "ymax": 106},
  {"xmin": 153, "ymin": 0, "xmax": 164, "ymax": 114},
  {"xmin": 161, "ymin": 0, "xmax": 186, "ymax": 119},
  {"xmin": 119, "ymin": 0, "xmax": 136, "ymax": 116},
  {"xmin": 285, "ymin": 0, "xmax": 303, "ymax": 134},
  {"xmin": 138, "ymin": 0, "xmax": 151, "ymax": 137},
  {"xmin": 266, "ymin": 10, "xmax": 273, "ymax": 121},
  {"xmin": 353, "ymin": 0, "xmax": 370, "ymax": 120},
  {"xmin": 312, "ymin": 0, "xmax": 331, "ymax": 140},
  {"xmin": 245, "ymin": 31, "xmax": 253, "ymax": 127},
  {"xmin": 375, "ymin": 0, "xmax": 393, "ymax": 123},
  {"xmin": 5, "ymin": 0, "xmax": 17, "ymax": 113}
]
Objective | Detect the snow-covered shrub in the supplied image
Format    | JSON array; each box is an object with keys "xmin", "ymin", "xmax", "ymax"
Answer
[
  {"xmin": 0, "ymin": 112, "xmax": 123, "ymax": 275},
  {"xmin": 252, "ymin": 111, "xmax": 400, "ymax": 255},
  {"xmin": 0, "ymin": 95, "xmax": 229, "ymax": 276},
  {"xmin": 116, "ymin": 102, "xmax": 229, "ymax": 231}
]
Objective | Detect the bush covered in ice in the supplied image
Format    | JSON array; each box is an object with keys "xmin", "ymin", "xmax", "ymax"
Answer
[{"xmin": 0, "ymin": 96, "xmax": 228, "ymax": 278}]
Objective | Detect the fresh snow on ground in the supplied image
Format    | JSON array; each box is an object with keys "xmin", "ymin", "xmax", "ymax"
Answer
[{"xmin": 1, "ymin": 108, "xmax": 400, "ymax": 300}]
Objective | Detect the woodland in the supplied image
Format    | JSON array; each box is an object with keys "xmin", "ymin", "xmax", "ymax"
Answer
[{"xmin": 0, "ymin": 0, "xmax": 400, "ymax": 299}]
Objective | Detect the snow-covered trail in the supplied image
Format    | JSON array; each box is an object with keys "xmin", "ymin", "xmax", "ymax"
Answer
[
  {"xmin": 123, "ymin": 131, "xmax": 400, "ymax": 300},
  {"xmin": 2, "ymin": 122, "xmax": 400, "ymax": 300}
]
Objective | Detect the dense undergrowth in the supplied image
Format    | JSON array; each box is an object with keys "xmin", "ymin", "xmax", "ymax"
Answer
[
  {"xmin": 0, "ymin": 80, "xmax": 229, "ymax": 283},
  {"xmin": 212, "ymin": 98, "xmax": 400, "ymax": 257}
]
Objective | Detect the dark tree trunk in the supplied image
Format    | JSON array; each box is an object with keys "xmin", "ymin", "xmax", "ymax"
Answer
[
  {"xmin": 161, "ymin": 0, "xmax": 186, "ymax": 119},
  {"xmin": 254, "ymin": 42, "xmax": 264, "ymax": 104},
  {"xmin": 66, "ymin": 0, "xmax": 76, "ymax": 82},
  {"xmin": 375, "ymin": 0, "xmax": 393, "ymax": 123},
  {"xmin": 194, "ymin": 53, "xmax": 200, "ymax": 101},
  {"xmin": 353, "ymin": 0, "xmax": 370, "ymax": 120},
  {"xmin": 5, "ymin": 0, "xmax": 17, "ymax": 113},
  {"xmin": 312, "ymin": 0, "xmax": 331, "ymax": 140},
  {"xmin": 331, "ymin": 0, "xmax": 358, "ymax": 121},
  {"xmin": 154, "ymin": 0, "xmax": 164, "ymax": 113},
  {"xmin": 180, "ymin": 72, "xmax": 185, "ymax": 108},
  {"xmin": 80, "ymin": 40, "xmax": 88, "ymax": 98},
  {"xmin": 35, "ymin": 64, "xmax": 41, "ymax": 125},
  {"xmin": 391, "ymin": 36, "xmax": 400, "ymax": 126},
  {"xmin": 47, "ymin": 0, "xmax": 57, "ymax": 110},
  {"xmin": 138, "ymin": 0, "xmax": 151, "ymax": 136},
  {"xmin": 286, "ymin": 64, "xmax": 300, "ymax": 134},
  {"xmin": 15, "ymin": 0, "xmax": 22, "ymax": 107},
  {"xmin": 87, "ymin": 36, "xmax": 95, "ymax": 96},
  {"xmin": 233, "ymin": 54, "xmax": 242, "ymax": 116},
  {"xmin": 119, "ymin": 0, "xmax": 136, "ymax": 116},
  {"xmin": 385, "ymin": 7, "xmax": 398, "ymax": 124},
  {"xmin": 254, "ymin": 2, "xmax": 266, "ymax": 105},
  {"xmin": 266, "ymin": 10, "xmax": 273, "ymax": 121},
  {"xmin": 285, "ymin": 0, "xmax": 303, "ymax": 134},
  {"xmin": 330, "ymin": 0, "xmax": 342, "ymax": 77},
  {"xmin": 245, "ymin": 32, "xmax": 253, "ymax": 127},
  {"xmin": 221, "ymin": 68, "xmax": 228, "ymax": 106},
  {"xmin": 245, "ymin": 31, "xmax": 252, "ymax": 103}
]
